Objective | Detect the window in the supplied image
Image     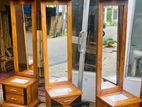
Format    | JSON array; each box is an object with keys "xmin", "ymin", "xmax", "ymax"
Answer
[{"xmin": 127, "ymin": 0, "xmax": 142, "ymax": 78}]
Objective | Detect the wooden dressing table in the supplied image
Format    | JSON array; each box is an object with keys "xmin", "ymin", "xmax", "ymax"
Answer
[
  {"xmin": 41, "ymin": 0, "xmax": 82, "ymax": 107},
  {"xmin": 96, "ymin": 0, "xmax": 142, "ymax": 107},
  {"xmin": 2, "ymin": 0, "xmax": 39, "ymax": 107}
]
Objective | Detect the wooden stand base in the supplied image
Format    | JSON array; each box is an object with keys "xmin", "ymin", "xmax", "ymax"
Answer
[
  {"xmin": 2, "ymin": 76, "xmax": 39, "ymax": 107},
  {"xmin": 97, "ymin": 90, "xmax": 142, "ymax": 107},
  {"xmin": 45, "ymin": 82, "xmax": 82, "ymax": 107},
  {"xmin": 2, "ymin": 99, "xmax": 39, "ymax": 107}
]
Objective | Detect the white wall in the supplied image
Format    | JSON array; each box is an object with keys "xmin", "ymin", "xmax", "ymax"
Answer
[{"xmin": 73, "ymin": 71, "xmax": 96, "ymax": 102}]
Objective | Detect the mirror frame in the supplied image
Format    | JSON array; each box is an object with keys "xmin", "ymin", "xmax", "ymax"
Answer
[
  {"xmin": 10, "ymin": 0, "xmax": 37, "ymax": 78},
  {"xmin": 41, "ymin": 0, "xmax": 72, "ymax": 85},
  {"xmin": 96, "ymin": 0, "xmax": 128, "ymax": 96}
]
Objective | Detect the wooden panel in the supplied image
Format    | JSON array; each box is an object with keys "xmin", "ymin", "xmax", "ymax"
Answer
[
  {"xmin": 41, "ymin": 0, "xmax": 73, "ymax": 84},
  {"xmin": 97, "ymin": 98, "xmax": 140, "ymax": 107},
  {"xmin": 46, "ymin": 82, "xmax": 82, "ymax": 99},
  {"xmin": 67, "ymin": 1, "xmax": 73, "ymax": 82},
  {"xmin": 54, "ymin": 96, "xmax": 78, "ymax": 105},
  {"xmin": 96, "ymin": 0, "xmax": 128, "ymax": 96},
  {"xmin": 5, "ymin": 86, "xmax": 24, "ymax": 95},
  {"xmin": 10, "ymin": 0, "xmax": 38, "ymax": 78},
  {"xmin": 97, "ymin": 90, "xmax": 142, "ymax": 107},
  {"xmin": 6, "ymin": 93, "xmax": 24, "ymax": 105}
]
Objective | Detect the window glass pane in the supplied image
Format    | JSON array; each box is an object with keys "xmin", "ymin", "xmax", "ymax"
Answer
[
  {"xmin": 72, "ymin": 0, "xmax": 98, "ymax": 72},
  {"xmin": 127, "ymin": 0, "xmax": 142, "ymax": 78}
]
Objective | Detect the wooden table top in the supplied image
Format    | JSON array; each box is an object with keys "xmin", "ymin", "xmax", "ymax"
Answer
[
  {"xmin": 97, "ymin": 90, "xmax": 142, "ymax": 106},
  {"xmin": 45, "ymin": 81, "xmax": 82, "ymax": 99},
  {"xmin": 2, "ymin": 76, "xmax": 37, "ymax": 88}
]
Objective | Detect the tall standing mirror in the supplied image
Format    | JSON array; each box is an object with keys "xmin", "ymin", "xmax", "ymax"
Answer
[
  {"xmin": 46, "ymin": 5, "xmax": 68, "ymax": 82},
  {"xmin": 102, "ymin": 5, "xmax": 119, "ymax": 89},
  {"xmin": 96, "ymin": 1, "xmax": 142, "ymax": 107},
  {"xmin": 96, "ymin": 1, "xmax": 128, "ymax": 96},
  {"xmin": 1, "ymin": 1, "xmax": 39, "ymax": 107},
  {"xmin": 12, "ymin": 2, "xmax": 37, "ymax": 77},
  {"xmin": 41, "ymin": 1, "xmax": 82, "ymax": 106}
]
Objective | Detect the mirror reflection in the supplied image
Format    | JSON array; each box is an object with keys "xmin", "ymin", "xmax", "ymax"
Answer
[
  {"xmin": 15, "ymin": 4, "xmax": 33, "ymax": 72},
  {"xmin": 101, "ymin": 6, "xmax": 118, "ymax": 89},
  {"xmin": 46, "ymin": 5, "xmax": 68, "ymax": 82}
]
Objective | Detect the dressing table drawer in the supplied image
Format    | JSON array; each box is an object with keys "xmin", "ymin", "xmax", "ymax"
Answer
[
  {"xmin": 5, "ymin": 86, "xmax": 24, "ymax": 95},
  {"xmin": 54, "ymin": 96, "xmax": 78, "ymax": 105},
  {"xmin": 6, "ymin": 93, "xmax": 24, "ymax": 105}
]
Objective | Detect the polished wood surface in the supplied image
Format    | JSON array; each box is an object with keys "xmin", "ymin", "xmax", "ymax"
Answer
[
  {"xmin": 2, "ymin": 76, "xmax": 37, "ymax": 88},
  {"xmin": 2, "ymin": 76, "xmax": 39, "ymax": 107},
  {"xmin": 6, "ymin": 93, "xmax": 24, "ymax": 105},
  {"xmin": 97, "ymin": 90, "xmax": 142, "ymax": 107},
  {"xmin": 45, "ymin": 82, "xmax": 82, "ymax": 99},
  {"xmin": 96, "ymin": 0, "xmax": 142, "ymax": 106},
  {"xmin": 41, "ymin": 0, "xmax": 73, "ymax": 84},
  {"xmin": 41, "ymin": 0, "xmax": 81, "ymax": 106},
  {"xmin": 2, "ymin": 1, "xmax": 39, "ymax": 107},
  {"xmin": 96, "ymin": 0, "xmax": 128, "ymax": 96},
  {"xmin": 5, "ymin": 86, "xmax": 24, "ymax": 95},
  {"xmin": 10, "ymin": 0, "xmax": 38, "ymax": 78},
  {"xmin": 45, "ymin": 82, "xmax": 81, "ymax": 107}
]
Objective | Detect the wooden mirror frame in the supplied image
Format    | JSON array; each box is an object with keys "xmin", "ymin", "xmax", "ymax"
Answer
[
  {"xmin": 96, "ymin": 0, "xmax": 128, "ymax": 96},
  {"xmin": 41, "ymin": 0, "xmax": 72, "ymax": 85},
  {"xmin": 10, "ymin": 0, "xmax": 37, "ymax": 78}
]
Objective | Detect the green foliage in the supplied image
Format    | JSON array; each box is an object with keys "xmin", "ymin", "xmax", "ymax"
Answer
[
  {"xmin": 103, "ymin": 38, "xmax": 116, "ymax": 48},
  {"xmin": 107, "ymin": 8, "xmax": 112, "ymax": 25}
]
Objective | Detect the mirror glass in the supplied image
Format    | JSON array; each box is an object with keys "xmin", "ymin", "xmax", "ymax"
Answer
[
  {"xmin": 101, "ymin": 6, "xmax": 118, "ymax": 89},
  {"xmin": 46, "ymin": 5, "xmax": 68, "ymax": 82},
  {"xmin": 15, "ymin": 3, "xmax": 33, "ymax": 73}
]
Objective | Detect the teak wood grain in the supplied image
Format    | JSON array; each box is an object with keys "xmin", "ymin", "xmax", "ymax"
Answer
[
  {"xmin": 2, "ymin": 0, "xmax": 39, "ymax": 107},
  {"xmin": 96, "ymin": 0, "xmax": 142, "ymax": 107},
  {"xmin": 41, "ymin": 0, "xmax": 81, "ymax": 107},
  {"xmin": 96, "ymin": 0, "xmax": 128, "ymax": 97},
  {"xmin": 10, "ymin": 0, "xmax": 38, "ymax": 78}
]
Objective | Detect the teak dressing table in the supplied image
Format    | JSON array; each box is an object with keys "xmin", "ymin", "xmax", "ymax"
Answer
[
  {"xmin": 41, "ymin": 0, "xmax": 82, "ymax": 107},
  {"xmin": 96, "ymin": 0, "xmax": 142, "ymax": 107},
  {"xmin": 2, "ymin": 0, "xmax": 39, "ymax": 107}
]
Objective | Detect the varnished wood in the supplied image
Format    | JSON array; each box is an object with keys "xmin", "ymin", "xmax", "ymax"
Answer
[
  {"xmin": 5, "ymin": 86, "xmax": 24, "ymax": 95},
  {"xmin": 10, "ymin": 0, "xmax": 19, "ymax": 72},
  {"xmin": 96, "ymin": 0, "xmax": 142, "ymax": 107},
  {"xmin": 41, "ymin": 0, "xmax": 81, "ymax": 106},
  {"xmin": 97, "ymin": 90, "xmax": 142, "ymax": 107},
  {"xmin": 2, "ymin": 0, "xmax": 39, "ymax": 107},
  {"xmin": 6, "ymin": 93, "xmax": 24, "ymax": 105},
  {"xmin": 2, "ymin": 76, "xmax": 39, "ymax": 107},
  {"xmin": 2, "ymin": 76, "xmax": 37, "ymax": 88},
  {"xmin": 10, "ymin": 0, "xmax": 38, "ymax": 78},
  {"xmin": 96, "ymin": 0, "xmax": 128, "ymax": 96},
  {"xmin": 45, "ymin": 82, "xmax": 82, "ymax": 107},
  {"xmin": 41, "ymin": 0, "xmax": 73, "ymax": 84},
  {"xmin": 67, "ymin": 1, "xmax": 73, "ymax": 82}
]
